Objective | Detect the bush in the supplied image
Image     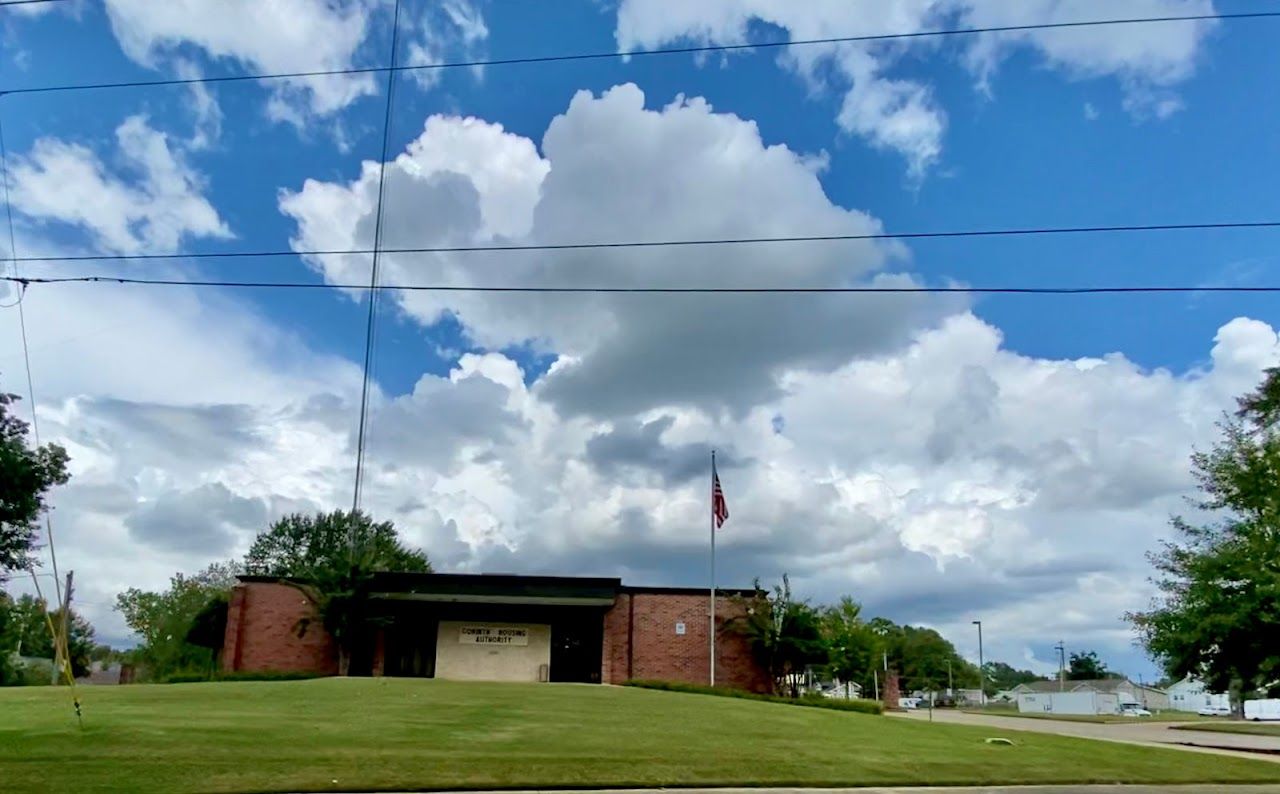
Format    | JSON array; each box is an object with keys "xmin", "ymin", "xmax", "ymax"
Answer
[
  {"xmin": 162, "ymin": 669, "xmax": 325, "ymax": 684},
  {"xmin": 624, "ymin": 679, "xmax": 883, "ymax": 715}
]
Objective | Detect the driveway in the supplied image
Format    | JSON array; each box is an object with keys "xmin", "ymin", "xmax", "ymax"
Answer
[{"xmin": 890, "ymin": 710, "xmax": 1280, "ymax": 761}]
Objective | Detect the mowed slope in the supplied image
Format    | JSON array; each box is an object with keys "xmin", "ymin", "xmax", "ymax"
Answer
[{"xmin": 1, "ymin": 679, "xmax": 1278, "ymax": 793}]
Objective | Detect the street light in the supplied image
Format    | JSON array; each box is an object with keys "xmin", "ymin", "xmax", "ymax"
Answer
[
  {"xmin": 972, "ymin": 620, "xmax": 985, "ymax": 706},
  {"xmin": 1054, "ymin": 641, "xmax": 1066, "ymax": 692}
]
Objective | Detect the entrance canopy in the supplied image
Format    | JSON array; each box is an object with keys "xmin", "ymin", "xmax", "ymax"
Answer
[
  {"xmin": 367, "ymin": 573, "xmax": 622, "ymax": 683},
  {"xmin": 369, "ymin": 572, "xmax": 621, "ymax": 607}
]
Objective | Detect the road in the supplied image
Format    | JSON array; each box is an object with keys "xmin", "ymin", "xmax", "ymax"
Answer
[{"xmin": 890, "ymin": 709, "xmax": 1280, "ymax": 761}]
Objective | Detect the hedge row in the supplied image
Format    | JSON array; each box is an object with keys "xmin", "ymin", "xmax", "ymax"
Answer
[
  {"xmin": 162, "ymin": 670, "xmax": 326, "ymax": 684},
  {"xmin": 624, "ymin": 679, "xmax": 883, "ymax": 715}
]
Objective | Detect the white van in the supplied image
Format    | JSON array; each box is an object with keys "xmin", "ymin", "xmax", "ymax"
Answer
[{"xmin": 1244, "ymin": 699, "xmax": 1280, "ymax": 721}]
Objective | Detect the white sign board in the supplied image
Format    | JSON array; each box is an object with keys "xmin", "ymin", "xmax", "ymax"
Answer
[
  {"xmin": 675, "ymin": 622, "xmax": 686, "ymax": 635},
  {"xmin": 459, "ymin": 626, "xmax": 529, "ymax": 646}
]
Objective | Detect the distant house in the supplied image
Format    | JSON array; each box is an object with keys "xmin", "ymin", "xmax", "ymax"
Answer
[
  {"xmin": 1009, "ymin": 678, "xmax": 1169, "ymax": 711},
  {"xmin": 1166, "ymin": 676, "xmax": 1230, "ymax": 712},
  {"xmin": 75, "ymin": 662, "xmax": 125, "ymax": 686}
]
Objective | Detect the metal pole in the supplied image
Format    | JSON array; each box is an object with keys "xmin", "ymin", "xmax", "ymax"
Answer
[
  {"xmin": 1055, "ymin": 641, "xmax": 1066, "ymax": 692},
  {"xmin": 973, "ymin": 620, "xmax": 984, "ymax": 706},
  {"xmin": 947, "ymin": 658, "xmax": 953, "ymax": 695},
  {"xmin": 709, "ymin": 450, "xmax": 716, "ymax": 687},
  {"xmin": 873, "ymin": 669, "xmax": 879, "ymax": 702}
]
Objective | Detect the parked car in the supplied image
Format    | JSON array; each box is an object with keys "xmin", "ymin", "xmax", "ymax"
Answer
[
  {"xmin": 1197, "ymin": 704, "xmax": 1231, "ymax": 717},
  {"xmin": 1120, "ymin": 705, "xmax": 1153, "ymax": 717},
  {"xmin": 899, "ymin": 697, "xmax": 921, "ymax": 710}
]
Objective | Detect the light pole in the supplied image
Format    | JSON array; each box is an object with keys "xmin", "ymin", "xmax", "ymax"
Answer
[
  {"xmin": 1054, "ymin": 641, "xmax": 1066, "ymax": 692},
  {"xmin": 946, "ymin": 658, "xmax": 953, "ymax": 696},
  {"xmin": 972, "ymin": 620, "xmax": 985, "ymax": 706}
]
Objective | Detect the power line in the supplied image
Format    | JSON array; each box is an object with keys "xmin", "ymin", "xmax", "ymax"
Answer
[
  {"xmin": 7, "ymin": 274, "xmax": 1280, "ymax": 296},
  {"xmin": 11, "ymin": 221, "xmax": 1280, "ymax": 265},
  {"xmin": 0, "ymin": 0, "xmax": 66, "ymax": 7},
  {"xmin": 2, "ymin": 11, "xmax": 1276, "ymax": 97},
  {"xmin": 351, "ymin": 0, "xmax": 402, "ymax": 519}
]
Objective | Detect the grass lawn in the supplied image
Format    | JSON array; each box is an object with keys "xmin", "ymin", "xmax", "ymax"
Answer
[
  {"xmin": 961, "ymin": 708, "xmax": 1223, "ymax": 724},
  {"xmin": 2, "ymin": 679, "xmax": 1278, "ymax": 794},
  {"xmin": 1172, "ymin": 722, "xmax": 1280, "ymax": 737}
]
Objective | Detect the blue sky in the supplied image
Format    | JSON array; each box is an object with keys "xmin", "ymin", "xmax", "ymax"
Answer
[{"xmin": 3, "ymin": 0, "xmax": 1279, "ymax": 679}]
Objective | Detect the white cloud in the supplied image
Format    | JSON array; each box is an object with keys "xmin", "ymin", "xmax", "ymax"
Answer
[
  {"xmin": 615, "ymin": 0, "xmax": 1220, "ymax": 175},
  {"xmin": 101, "ymin": 0, "xmax": 379, "ymax": 123},
  {"xmin": 282, "ymin": 83, "xmax": 952, "ymax": 414},
  {"xmin": 8, "ymin": 116, "xmax": 229, "ymax": 255},
  {"xmin": 405, "ymin": 0, "xmax": 489, "ymax": 91},
  {"xmin": 6, "ymin": 277, "xmax": 1273, "ymax": 672}
]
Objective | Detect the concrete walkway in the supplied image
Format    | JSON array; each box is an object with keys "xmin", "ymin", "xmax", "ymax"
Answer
[{"xmin": 889, "ymin": 710, "xmax": 1280, "ymax": 761}]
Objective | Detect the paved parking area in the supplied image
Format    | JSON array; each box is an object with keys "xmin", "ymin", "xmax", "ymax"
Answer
[{"xmin": 890, "ymin": 709, "xmax": 1280, "ymax": 761}]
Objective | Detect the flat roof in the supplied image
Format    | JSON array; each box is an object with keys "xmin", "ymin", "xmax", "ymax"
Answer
[{"xmin": 238, "ymin": 572, "xmax": 761, "ymax": 600}]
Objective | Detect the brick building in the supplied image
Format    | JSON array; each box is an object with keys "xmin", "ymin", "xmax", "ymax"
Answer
[{"xmin": 222, "ymin": 573, "xmax": 770, "ymax": 690}]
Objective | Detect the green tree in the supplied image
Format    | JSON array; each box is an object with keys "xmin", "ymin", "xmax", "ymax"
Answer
[
  {"xmin": 820, "ymin": 597, "xmax": 876, "ymax": 696},
  {"xmin": 0, "ymin": 391, "xmax": 70, "ymax": 580},
  {"xmin": 1067, "ymin": 650, "xmax": 1119, "ymax": 680},
  {"xmin": 243, "ymin": 510, "xmax": 430, "ymax": 577},
  {"xmin": 245, "ymin": 511, "xmax": 430, "ymax": 676},
  {"xmin": 731, "ymin": 575, "xmax": 827, "ymax": 696},
  {"xmin": 115, "ymin": 562, "xmax": 240, "ymax": 680},
  {"xmin": 983, "ymin": 661, "xmax": 1043, "ymax": 694},
  {"xmin": 0, "ymin": 593, "xmax": 95, "ymax": 679},
  {"xmin": 1128, "ymin": 368, "xmax": 1280, "ymax": 707}
]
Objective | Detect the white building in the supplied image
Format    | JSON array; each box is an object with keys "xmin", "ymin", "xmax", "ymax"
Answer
[
  {"xmin": 1010, "ymin": 678, "xmax": 1170, "ymax": 712},
  {"xmin": 1166, "ymin": 676, "xmax": 1230, "ymax": 712}
]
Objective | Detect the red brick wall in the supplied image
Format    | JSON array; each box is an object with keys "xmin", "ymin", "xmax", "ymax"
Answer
[
  {"xmin": 603, "ymin": 591, "xmax": 769, "ymax": 692},
  {"xmin": 222, "ymin": 582, "xmax": 337, "ymax": 675}
]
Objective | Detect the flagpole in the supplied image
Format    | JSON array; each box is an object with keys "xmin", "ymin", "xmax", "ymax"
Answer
[{"xmin": 710, "ymin": 449, "xmax": 717, "ymax": 687}]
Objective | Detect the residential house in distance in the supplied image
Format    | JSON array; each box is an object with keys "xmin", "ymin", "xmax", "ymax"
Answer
[
  {"xmin": 1166, "ymin": 675, "xmax": 1230, "ymax": 712},
  {"xmin": 1010, "ymin": 678, "xmax": 1170, "ymax": 712}
]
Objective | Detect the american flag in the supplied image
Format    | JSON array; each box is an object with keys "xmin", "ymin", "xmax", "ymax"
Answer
[{"xmin": 712, "ymin": 461, "xmax": 729, "ymax": 529}]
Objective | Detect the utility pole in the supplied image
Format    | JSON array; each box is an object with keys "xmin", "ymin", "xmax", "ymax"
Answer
[
  {"xmin": 947, "ymin": 658, "xmax": 954, "ymax": 695},
  {"xmin": 58, "ymin": 571, "xmax": 73, "ymax": 681},
  {"xmin": 1054, "ymin": 641, "xmax": 1066, "ymax": 692},
  {"xmin": 973, "ymin": 620, "xmax": 985, "ymax": 706}
]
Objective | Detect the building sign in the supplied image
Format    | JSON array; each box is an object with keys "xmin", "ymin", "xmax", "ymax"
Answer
[
  {"xmin": 459, "ymin": 626, "xmax": 529, "ymax": 646},
  {"xmin": 675, "ymin": 622, "xmax": 686, "ymax": 635}
]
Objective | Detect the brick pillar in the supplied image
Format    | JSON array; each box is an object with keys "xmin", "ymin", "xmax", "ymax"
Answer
[
  {"xmin": 371, "ymin": 629, "xmax": 386, "ymax": 677},
  {"xmin": 883, "ymin": 670, "xmax": 902, "ymax": 711}
]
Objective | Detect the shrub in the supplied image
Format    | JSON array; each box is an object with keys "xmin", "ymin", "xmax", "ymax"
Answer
[
  {"xmin": 624, "ymin": 679, "xmax": 883, "ymax": 715},
  {"xmin": 162, "ymin": 670, "xmax": 325, "ymax": 684}
]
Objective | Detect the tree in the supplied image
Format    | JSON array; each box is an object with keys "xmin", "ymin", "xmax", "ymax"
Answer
[
  {"xmin": 1128, "ymin": 368, "xmax": 1280, "ymax": 707},
  {"xmin": 983, "ymin": 661, "xmax": 1043, "ymax": 694},
  {"xmin": 730, "ymin": 575, "xmax": 827, "ymax": 696},
  {"xmin": 0, "ymin": 391, "xmax": 70, "ymax": 580},
  {"xmin": 116, "ymin": 562, "xmax": 240, "ymax": 680},
  {"xmin": 1067, "ymin": 650, "xmax": 1119, "ymax": 680},
  {"xmin": 244, "ymin": 510, "xmax": 430, "ymax": 676},
  {"xmin": 821, "ymin": 597, "xmax": 876, "ymax": 696},
  {"xmin": 243, "ymin": 510, "xmax": 430, "ymax": 578},
  {"xmin": 0, "ymin": 593, "xmax": 95, "ymax": 679}
]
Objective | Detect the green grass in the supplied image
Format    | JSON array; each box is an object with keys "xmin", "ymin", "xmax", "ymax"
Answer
[
  {"xmin": 1172, "ymin": 722, "xmax": 1280, "ymax": 737},
  {"xmin": 2, "ymin": 679, "xmax": 1278, "ymax": 794},
  {"xmin": 961, "ymin": 707, "xmax": 1224, "ymax": 724},
  {"xmin": 624, "ymin": 678, "xmax": 883, "ymax": 714}
]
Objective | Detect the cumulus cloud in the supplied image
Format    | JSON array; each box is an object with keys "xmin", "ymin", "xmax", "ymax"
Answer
[
  {"xmin": 615, "ymin": 0, "xmax": 1220, "ymax": 175},
  {"xmin": 101, "ymin": 0, "xmax": 380, "ymax": 123},
  {"xmin": 8, "ymin": 115, "xmax": 230, "ymax": 254},
  {"xmin": 281, "ymin": 83, "xmax": 953, "ymax": 415},
  {"xmin": 91, "ymin": 0, "xmax": 489, "ymax": 128},
  {"xmin": 5, "ymin": 244, "xmax": 1275, "ymax": 670}
]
